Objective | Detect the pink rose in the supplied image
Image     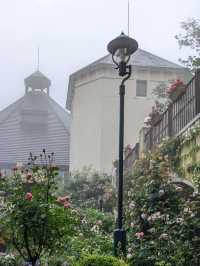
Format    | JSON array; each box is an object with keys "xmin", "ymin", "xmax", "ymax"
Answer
[
  {"xmin": 135, "ymin": 232, "xmax": 144, "ymax": 239},
  {"xmin": 56, "ymin": 195, "xmax": 71, "ymax": 209},
  {"xmin": 25, "ymin": 192, "xmax": 33, "ymax": 201},
  {"xmin": 64, "ymin": 202, "xmax": 71, "ymax": 209},
  {"xmin": 56, "ymin": 196, "xmax": 70, "ymax": 204}
]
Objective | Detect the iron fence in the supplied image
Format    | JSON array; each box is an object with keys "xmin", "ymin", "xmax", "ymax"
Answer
[{"xmin": 144, "ymin": 69, "xmax": 200, "ymax": 150}]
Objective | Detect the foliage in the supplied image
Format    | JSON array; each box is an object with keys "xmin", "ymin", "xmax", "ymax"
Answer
[
  {"xmin": 66, "ymin": 168, "xmax": 116, "ymax": 212},
  {"xmin": 192, "ymin": 164, "xmax": 200, "ymax": 192},
  {"xmin": 65, "ymin": 208, "xmax": 114, "ymax": 259},
  {"xmin": 152, "ymin": 79, "xmax": 185, "ymax": 115},
  {"xmin": 150, "ymin": 79, "xmax": 180, "ymax": 120},
  {"xmin": 42, "ymin": 254, "xmax": 76, "ymax": 266},
  {"xmin": 152, "ymin": 82, "xmax": 170, "ymax": 113},
  {"xmin": 0, "ymin": 151, "xmax": 76, "ymax": 266},
  {"xmin": 77, "ymin": 254, "xmax": 128, "ymax": 266},
  {"xmin": 180, "ymin": 122, "xmax": 200, "ymax": 145},
  {"xmin": 39, "ymin": 208, "xmax": 114, "ymax": 263},
  {"xmin": 124, "ymin": 139, "xmax": 200, "ymax": 266},
  {"xmin": 1, "ymin": 136, "xmax": 200, "ymax": 265},
  {"xmin": 180, "ymin": 122, "xmax": 200, "ymax": 188},
  {"xmin": 175, "ymin": 18, "xmax": 200, "ymax": 69},
  {"xmin": 0, "ymin": 254, "xmax": 17, "ymax": 266}
]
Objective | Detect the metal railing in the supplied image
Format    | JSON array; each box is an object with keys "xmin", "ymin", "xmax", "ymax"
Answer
[{"xmin": 144, "ymin": 69, "xmax": 200, "ymax": 150}]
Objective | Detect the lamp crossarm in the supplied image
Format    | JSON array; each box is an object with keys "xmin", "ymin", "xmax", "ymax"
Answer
[{"xmin": 121, "ymin": 65, "xmax": 132, "ymax": 86}]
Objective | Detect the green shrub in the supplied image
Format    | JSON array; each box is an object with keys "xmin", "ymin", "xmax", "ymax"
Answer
[
  {"xmin": 77, "ymin": 254, "xmax": 127, "ymax": 266},
  {"xmin": 46, "ymin": 255, "xmax": 76, "ymax": 266},
  {"xmin": 155, "ymin": 262, "xmax": 172, "ymax": 266},
  {"xmin": 0, "ymin": 255, "xmax": 17, "ymax": 266}
]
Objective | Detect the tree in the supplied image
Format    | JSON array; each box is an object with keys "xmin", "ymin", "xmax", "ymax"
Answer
[{"xmin": 175, "ymin": 18, "xmax": 200, "ymax": 69}]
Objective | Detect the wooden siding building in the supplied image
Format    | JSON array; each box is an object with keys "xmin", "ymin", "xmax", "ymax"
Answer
[{"xmin": 0, "ymin": 70, "xmax": 70, "ymax": 174}]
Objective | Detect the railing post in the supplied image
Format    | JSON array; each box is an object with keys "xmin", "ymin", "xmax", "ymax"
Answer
[
  {"xmin": 168, "ymin": 104, "xmax": 173, "ymax": 137},
  {"xmin": 195, "ymin": 68, "xmax": 200, "ymax": 115}
]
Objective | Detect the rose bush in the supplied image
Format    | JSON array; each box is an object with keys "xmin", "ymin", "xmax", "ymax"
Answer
[
  {"xmin": 0, "ymin": 151, "xmax": 76, "ymax": 266},
  {"xmin": 125, "ymin": 139, "xmax": 200, "ymax": 266}
]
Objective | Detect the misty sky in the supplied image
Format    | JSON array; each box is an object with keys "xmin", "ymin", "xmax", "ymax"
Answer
[{"xmin": 0, "ymin": 0, "xmax": 199, "ymax": 111}]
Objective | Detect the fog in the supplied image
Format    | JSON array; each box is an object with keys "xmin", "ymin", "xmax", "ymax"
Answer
[{"xmin": 0, "ymin": 0, "xmax": 199, "ymax": 110}]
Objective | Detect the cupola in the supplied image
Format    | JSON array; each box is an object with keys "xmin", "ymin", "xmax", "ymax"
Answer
[{"xmin": 24, "ymin": 70, "xmax": 51, "ymax": 95}]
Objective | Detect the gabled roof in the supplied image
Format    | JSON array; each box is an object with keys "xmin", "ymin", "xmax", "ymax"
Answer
[
  {"xmin": 48, "ymin": 97, "xmax": 71, "ymax": 131},
  {"xmin": 24, "ymin": 70, "xmax": 51, "ymax": 89},
  {"xmin": 0, "ymin": 68, "xmax": 70, "ymax": 130},
  {"xmin": 0, "ymin": 94, "xmax": 70, "ymax": 131},
  {"xmin": 0, "ymin": 97, "xmax": 24, "ymax": 125},
  {"xmin": 0, "ymin": 70, "xmax": 71, "ymax": 168},
  {"xmin": 25, "ymin": 70, "xmax": 51, "ymax": 83},
  {"xmin": 95, "ymin": 49, "xmax": 183, "ymax": 68},
  {"xmin": 66, "ymin": 49, "xmax": 186, "ymax": 110}
]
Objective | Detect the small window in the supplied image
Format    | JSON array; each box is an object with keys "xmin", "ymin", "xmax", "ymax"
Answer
[{"xmin": 136, "ymin": 80, "xmax": 147, "ymax": 97}]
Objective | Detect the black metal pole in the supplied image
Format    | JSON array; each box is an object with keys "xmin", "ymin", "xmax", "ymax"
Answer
[
  {"xmin": 118, "ymin": 83, "xmax": 125, "ymax": 229},
  {"xmin": 113, "ymin": 83, "xmax": 126, "ymax": 257},
  {"xmin": 113, "ymin": 65, "xmax": 132, "ymax": 257}
]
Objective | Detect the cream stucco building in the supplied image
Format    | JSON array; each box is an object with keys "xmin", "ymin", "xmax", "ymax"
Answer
[{"xmin": 66, "ymin": 49, "xmax": 190, "ymax": 173}]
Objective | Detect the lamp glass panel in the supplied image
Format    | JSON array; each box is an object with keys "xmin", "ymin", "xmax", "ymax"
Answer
[{"xmin": 114, "ymin": 48, "xmax": 129, "ymax": 64}]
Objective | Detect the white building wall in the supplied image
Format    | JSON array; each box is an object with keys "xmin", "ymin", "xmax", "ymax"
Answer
[
  {"xmin": 70, "ymin": 78, "xmax": 102, "ymax": 171},
  {"xmin": 70, "ymin": 66, "xmax": 188, "ymax": 173}
]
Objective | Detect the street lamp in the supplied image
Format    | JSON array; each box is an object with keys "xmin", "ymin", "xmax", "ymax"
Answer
[{"xmin": 107, "ymin": 32, "xmax": 138, "ymax": 256}]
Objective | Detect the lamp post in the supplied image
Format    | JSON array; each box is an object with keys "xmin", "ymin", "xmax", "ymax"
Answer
[{"xmin": 107, "ymin": 32, "xmax": 138, "ymax": 257}]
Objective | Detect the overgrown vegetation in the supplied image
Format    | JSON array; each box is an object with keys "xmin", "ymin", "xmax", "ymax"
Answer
[
  {"xmin": 0, "ymin": 155, "xmax": 116, "ymax": 265},
  {"xmin": 125, "ymin": 138, "xmax": 200, "ymax": 265},
  {"xmin": 0, "ymin": 151, "xmax": 76, "ymax": 266},
  {"xmin": 1, "ymin": 132, "xmax": 200, "ymax": 265},
  {"xmin": 66, "ymin": 168, "xmax": 116, "ymax": 212}
]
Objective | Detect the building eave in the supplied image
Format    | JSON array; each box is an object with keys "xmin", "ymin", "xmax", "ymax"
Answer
[{"xmin": 66, "ymin": 61, "xmax": 190, "ymax": 111}]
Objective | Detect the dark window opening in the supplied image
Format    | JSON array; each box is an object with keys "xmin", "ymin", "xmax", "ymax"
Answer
[{"xmin": 136, "ymin": 80, "xmax": 147, "ymax": 97}]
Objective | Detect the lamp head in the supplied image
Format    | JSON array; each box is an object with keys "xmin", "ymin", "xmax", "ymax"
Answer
[{"xmin": 107, "ymin": 32, "xmax": 138, "ymax": 65}]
